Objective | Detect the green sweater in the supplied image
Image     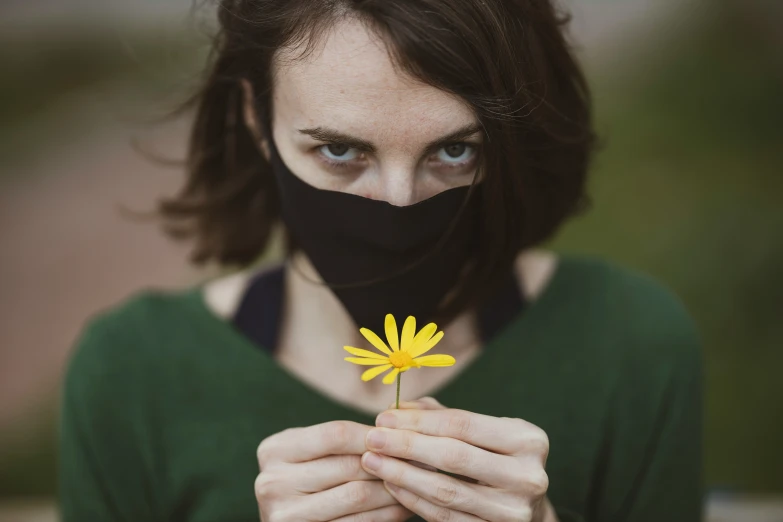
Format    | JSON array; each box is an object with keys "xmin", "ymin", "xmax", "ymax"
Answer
[{"xmin": 59, "ymin": 256, "xmax": 703, "ymax": 522}]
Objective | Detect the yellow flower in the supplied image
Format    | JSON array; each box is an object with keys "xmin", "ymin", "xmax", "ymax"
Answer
[{"xmin": 344, "ymin": 314, "xmax": 455, "ymax": 385}]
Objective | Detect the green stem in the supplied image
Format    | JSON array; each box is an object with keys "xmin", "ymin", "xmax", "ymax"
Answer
[{"xmin": 396, "ymin": 373, "xmax": 401, "ymax": 409}]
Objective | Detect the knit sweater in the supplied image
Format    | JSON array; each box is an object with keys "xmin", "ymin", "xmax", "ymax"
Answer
[{"xmin": 59, "ymin": 256, "xmax": 703, "ymax": 522}]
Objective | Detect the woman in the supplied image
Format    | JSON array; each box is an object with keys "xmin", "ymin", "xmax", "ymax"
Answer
[{"xmin": 59, "ymin": 1, "xmax": 703, "ymax": 521}]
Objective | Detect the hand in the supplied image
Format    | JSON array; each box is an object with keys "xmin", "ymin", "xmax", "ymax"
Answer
[
  {"xmin": 360, "ymin": 398, "xmax": 558, "ymax": 522},
  {"xmin": 256, "ymin": 420, "xmax": 414, "ymax": 521}
]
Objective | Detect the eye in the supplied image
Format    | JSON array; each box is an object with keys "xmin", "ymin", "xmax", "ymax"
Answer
[
  {"xmin": 435, "ymin": 143, "xmax": 475, "ymax": 164},
  {"xmin": 320, "ymin": 143, "xmax": 360, "ymax": 161}
]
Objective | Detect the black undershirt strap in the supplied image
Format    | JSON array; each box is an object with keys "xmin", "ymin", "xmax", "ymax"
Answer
[
  {"xmin": 476, "ymin": 269, "xmax": 527, "ymax": 344},
  {"xmin": 232, "ymin": 266, "xmax": 525, "ymax": 353},
  {"xmin": 232, "ymin": 267, "xmax": 285, "ymax": 353}
]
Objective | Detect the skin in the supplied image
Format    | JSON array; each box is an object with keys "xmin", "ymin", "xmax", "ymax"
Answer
[
  {"xmin": 255, "ymin": 419, "xmax": 411, "ymax": 521},
  {"xmin": 268, "ymin": 20, "xmax": 481, "ymax": 205},
  {"xmin": 232, "ymin": 16, "xmax": 561, "ymax": 522},
  {"xmin": 363, "ymin": 398, "xmax": 556, "ymax": 522}
]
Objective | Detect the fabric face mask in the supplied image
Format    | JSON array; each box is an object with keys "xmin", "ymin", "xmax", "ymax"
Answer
[{"xmin": 267, "ymin": 131, "xmax": 481, "ymax": 335}]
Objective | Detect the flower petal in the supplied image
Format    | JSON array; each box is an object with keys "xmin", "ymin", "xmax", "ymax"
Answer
[
  {"xmin": 408, "ymin": 330, "xmax": 445, "ymax": 358},
  {"xmin": 343, "ymin": 346, "xmax": 389, "ymax": 360},
  {"xmin": 400, "ymin": 316, "xmax": 416, "ymax": 353},
  {"xmin": 361, "ymin": 364, "xmax": 393, "ymax": 382},
  {"xmin": 413, "ymin": 354, "xmax": 455, "ymax": 367},
  {"xmin": 344, "ymin": 357, "xmax": 392, "ymax": 366},
  {"xmin": 360, "ymin": 328, "xmax": 393, "ymax": 355},
  {"xmin": 382, "ymin": 367, "xmax": 401, "ymax": 385},
  {"xmin": 408, "ymin": 323, "xmax": 437, "ymax": 357},
  {"xmin": 385, "ymin": 314, "xmax": 400, "ymax": 352}
]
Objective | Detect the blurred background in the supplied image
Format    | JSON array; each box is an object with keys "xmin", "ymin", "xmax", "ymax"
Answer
[{"xmin": 0, "ymin": 0, "xmax": 781, "ymax": 520}]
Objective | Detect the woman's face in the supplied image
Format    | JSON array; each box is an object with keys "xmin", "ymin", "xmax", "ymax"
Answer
[{"xmin": 269, "ymin": 17, "xmax": 482, "ymax": 206}]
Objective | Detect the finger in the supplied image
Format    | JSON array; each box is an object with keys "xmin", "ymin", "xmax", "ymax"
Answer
[
  {"xmin": 366, "ymin": 427, "xmax": 516, "ymax": 488},
  {"xmin": 385, "ymin": 482, "xmax": 483, "ymax": 522},
  {"xmin": 331, "ymin": 503, "xmax": 413, "ymax": 522},
  {"xmin": 257, "ymin": 421, "xmax": 372, "ymax": 465},
  {"xmin": 388, "ymin": 400, "xmax": 427, "ymax": 410},
  {"xmin": 376, "ymin": 408, "xmax": 549, "ymax": 457},
  {"xmin": 297, "ymin": 480, "xmax": 398, "ymax": 522},
  {"xmin": 387, "ymin": 397, "xmax": 445, "ymax": 411},
  {"xmin": 363, "ymin": 452, "xmax": 516, "ymax": 521},
  {"xmin": 291, "ymin": 455, "xmax": 378, "ymax": 493},
  {"xmin": 415, "ymin": 397, "xmax": 446, "ymax": 409},
  {"xmin": 407, "ymin": 459, "xmax": 438, "ymax": 472}
]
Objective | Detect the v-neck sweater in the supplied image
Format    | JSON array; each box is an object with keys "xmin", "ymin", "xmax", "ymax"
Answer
[{"xmin": 59, "ymin": 255, "xmax": 703, "ymax": 522}]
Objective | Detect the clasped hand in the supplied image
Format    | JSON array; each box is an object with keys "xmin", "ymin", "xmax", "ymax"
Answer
[{"xmin": 255, "ymin": 397, "xmax": 554, "ymax": 521}]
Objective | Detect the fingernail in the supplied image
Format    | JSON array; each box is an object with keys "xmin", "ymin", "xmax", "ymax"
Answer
[
  {"xmin": 363, "ymin": 451, "xmax": 382, "ymax": 471},
  {"xmin": 385, "ymin": 482, "xmax": 400, "ymax": 493},
  {"xmin": 367, "ymin": 428, "xmax": 387, "ymax": 450},
  {"xmin": 388, "ymin": 400, "xmax": 417, "ymax": 409},
  {"xmin": 376, "ymin": 412, "xmax": 397, "ymax": 428}
]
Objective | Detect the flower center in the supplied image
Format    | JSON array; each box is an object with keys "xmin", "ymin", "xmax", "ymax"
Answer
[{"xmin": 389, "ymin": 351, "xmax": 417, "ymax": 369}]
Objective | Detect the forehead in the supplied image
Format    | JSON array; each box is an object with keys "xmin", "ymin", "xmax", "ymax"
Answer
[{"xmin": 272, "ymin": 17, "xmax": 476, "ymax": 141}]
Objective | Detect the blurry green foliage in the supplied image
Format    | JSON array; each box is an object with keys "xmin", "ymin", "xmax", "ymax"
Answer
[
  {"xmin": 0, "ymin": 411, "xmax": 58, "ymax": 498},
  {"xmin": 0, "ymin": 29, "xmax": 205, "ymax": 124},
  {"xmin": 554, "ymin": 2, "xmax": 783, "ymax": 491},
  {"xmin": 0, "ymin": 28, "xmax": 207, "ymax": 165}
]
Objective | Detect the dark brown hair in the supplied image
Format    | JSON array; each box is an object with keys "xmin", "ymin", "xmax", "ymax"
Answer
[{"xmin": 161, "ymin": 0, "xmax": 595, "ymax": 318}]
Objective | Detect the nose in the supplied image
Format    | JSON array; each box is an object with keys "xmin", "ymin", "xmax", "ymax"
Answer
[{"xmin": 377, "ymin": 166, "xmax": 417, "ymax": 207}]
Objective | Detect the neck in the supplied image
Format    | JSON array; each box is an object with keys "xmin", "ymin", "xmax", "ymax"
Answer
[
  {"xmin": 282, "ymin": 251, "xmax": 363, "ymax": 350},
  {"xmin": 276, "ymin": 251, "xmax": 481, "ymax": 409},
  {"xmin": 283, "ymin": 250, "xmax": 479, "ymax": 357}
]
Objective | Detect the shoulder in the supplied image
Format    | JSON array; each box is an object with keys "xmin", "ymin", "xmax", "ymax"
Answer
[
  {"xmin": 202, "ymin": 263, "xmax": 282, "ymax": 319},
  {"xmin": 65, "ymin": 262, "xmax": 282, "ymax": 388},
  {"xmin": 59, "ymin": 291, "xmax": 199, "ymax": 519},
  {"xmin": 202, "ymin": 268, "xmax": 256, "ymax": 319},
  {"xmin": 63, "ymin": 288, "xmax": 201, "ymax": 393},
  {"xmin": 545, "ymin": 257, "xmax": 704, "ymax": 520},
  {"xmin": 515, "ymin": 249, "xmax": 558, "ymax": 300},
  {"xmin": 557, "ymin": 254, "xmax": 702, "ymax": 384}
]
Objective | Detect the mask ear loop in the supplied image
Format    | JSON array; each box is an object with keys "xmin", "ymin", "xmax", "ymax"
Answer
[{"xmin": 238, "ymin": 77, "xmax": 482, "ymax": 290}]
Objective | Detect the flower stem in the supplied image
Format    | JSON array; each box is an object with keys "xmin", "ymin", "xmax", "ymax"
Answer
[{"xmin": 396, "ymin": 373, "xmax": 401, "ymax": 409}]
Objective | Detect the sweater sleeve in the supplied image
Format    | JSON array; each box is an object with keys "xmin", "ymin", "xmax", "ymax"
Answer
[
  {"xmin": 59, "ymin": 312, "xmax": 162, "ymax": 522},
  {"xmin": 594, "ymin": 274, "xmax": 704, "ymax": 522}
]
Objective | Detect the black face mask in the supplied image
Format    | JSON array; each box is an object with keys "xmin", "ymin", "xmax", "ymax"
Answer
[{"xmin": 267, "ymin": 133, "xmax": 480, "ymax": 335}]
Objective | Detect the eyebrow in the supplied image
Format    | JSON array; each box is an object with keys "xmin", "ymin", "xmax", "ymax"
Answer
[{"xmin": 297, "ymin": 123, "xmax": 483, "ymax": 155}]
